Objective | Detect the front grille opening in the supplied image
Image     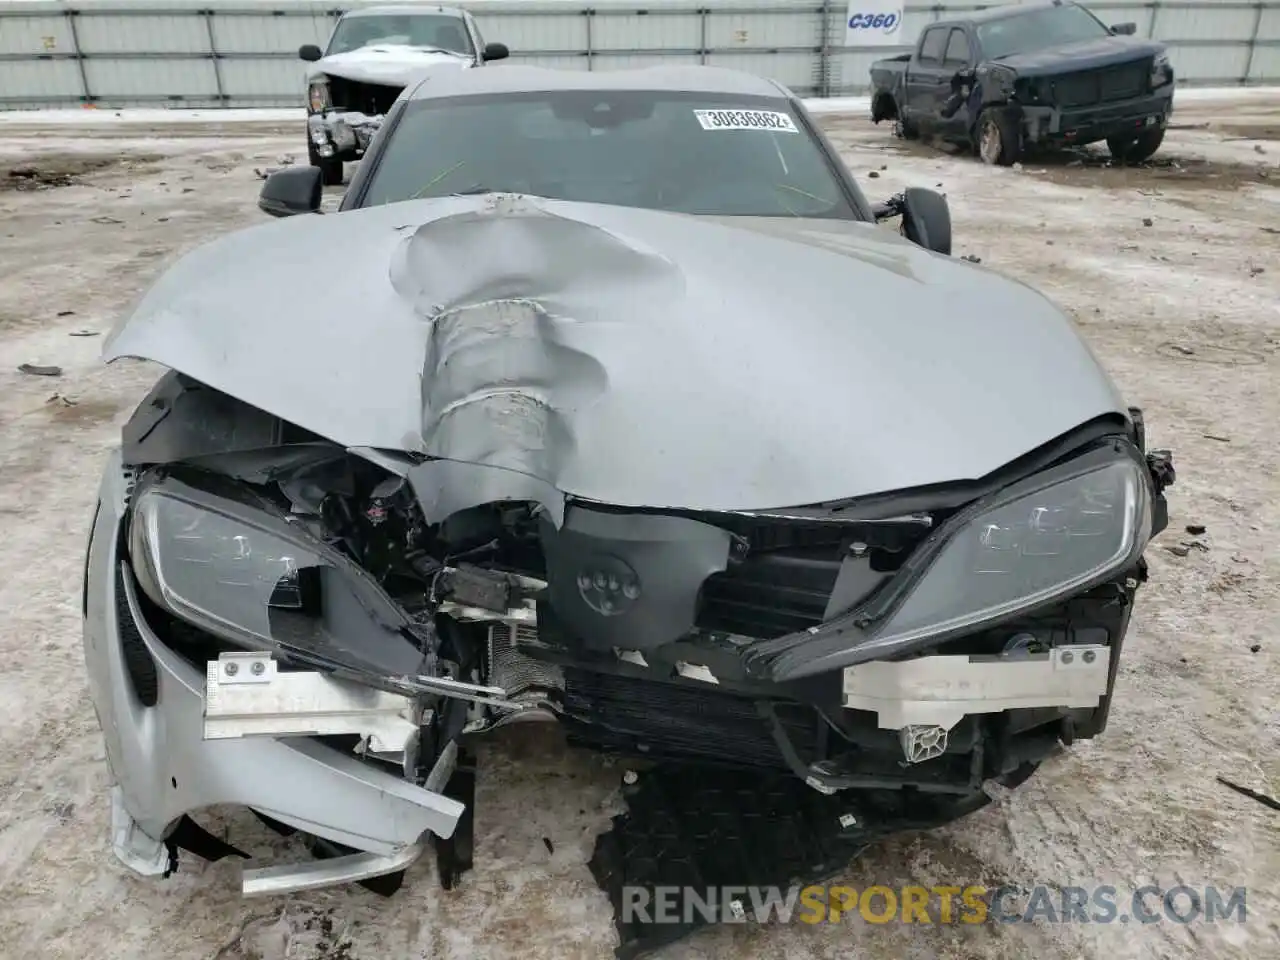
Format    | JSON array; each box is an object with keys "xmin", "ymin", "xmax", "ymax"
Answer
[
  {"xmin": 326, "ymin": 75, "xmax": 404, "ymax": 115},
  {"xmin": 693, "ymin": 515, "xmax": 933, "ymax": 640},
  {"xmin": 1050, "ymin": 60, "xmax": 1150, "ymax": 107},
  {"xmin": 699, "ymin": 551, "xmax": 840, "ymax": 638}
]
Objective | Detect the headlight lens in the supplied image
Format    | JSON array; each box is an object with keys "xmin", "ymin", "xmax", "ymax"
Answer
[
  {"xmin": 1151, "ymin": 53, "xmax": 1171, "ymax": 88},
  {"xmin": 127, "ymin": 477, "xmax": 430, "ymax": 679},
  {"xmin": 864, "ymin": 455, "xmax": 1150, "ymax": 654},
  {"xmin": 308, "ymin": 80, "xmax": 330, "ymax": 113},
  {"xmin": 131, "ymin": 489, "xmax": 320, "ymax": 647}
]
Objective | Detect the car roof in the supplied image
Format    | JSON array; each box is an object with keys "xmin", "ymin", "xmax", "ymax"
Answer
[
  {"xmin": 341, "ymin": 5, "xmax": 468, "ymax": 19},
  {"xmin": 406, "ymin": 65, "xmax": 791, "ymax": 101}
]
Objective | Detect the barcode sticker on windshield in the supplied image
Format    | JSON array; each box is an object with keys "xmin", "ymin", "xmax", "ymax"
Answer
[{"xmin": 693, "ymin": 109, "xmax": 799, "ymax": 133}]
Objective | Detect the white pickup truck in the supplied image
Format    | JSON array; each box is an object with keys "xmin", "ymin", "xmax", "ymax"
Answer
[{"xmin": 299, "ymin": 4, "xmax": 509, "ymax": 185}]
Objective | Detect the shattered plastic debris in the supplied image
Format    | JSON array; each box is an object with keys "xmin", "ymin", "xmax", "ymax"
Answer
[
  {"xmin": 18, "ymin": 363, "xmax": 62, "ymax": 377},
  {"xmin": 589, "ymin": 764, "xmax": 991, "ymax": 958},
  {"xmin": 1216, "ymin": 776, "xmax": 1280, "ymax": 812}
]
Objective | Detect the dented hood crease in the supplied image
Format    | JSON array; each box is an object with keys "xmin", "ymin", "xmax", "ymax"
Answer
[
  {"xmin": 310, "ymin": 45, "xmax": 472, "ymax": 87},
  {"xmin": 104, "ymin": 194, "xmax": 1126, "ymax": 511}
]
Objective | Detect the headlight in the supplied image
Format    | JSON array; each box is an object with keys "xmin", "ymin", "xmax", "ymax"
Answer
[
  {"xmin": 1150, "ymin": 53, "xmax": 1172, "ymax": 88},
  {"xmin": 866, "ymin": 453, "xmax": 1150, "ymax": 653},
  {"xmin": 308, "ymin": 80, "xmax": 330, "ymax": 113},
  {"xmin": 131, "ymin": 486, "xmax": 321, "ymax": 648},
  {"xmin": 126, "ymin": 475, "xmax": 424, "ymax": 678},
  {"xmin": 759, "ymin": 445, "xmax": 1153, "ymax": 680}
]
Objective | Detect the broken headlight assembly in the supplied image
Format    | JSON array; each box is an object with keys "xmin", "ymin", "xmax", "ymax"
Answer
[
  {"xmin": 130, "ymin": 486, "xmax": 319, "ymax": 647},
  {"xmin": 126, "ymin": 475, "xmax": 427, "ymax": 680},
  {"xmin": 308, "ymin": 80, "xmax": 330, "ymax": 114},
  {"xmin": 760, "ymin": 443, "xmax": 1153, "ymax": 679}
]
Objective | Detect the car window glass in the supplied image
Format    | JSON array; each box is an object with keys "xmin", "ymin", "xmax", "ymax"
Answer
[
  {"xmin": 362, "ymin": 92, "xmax": 857, "ymax": 219},
  {"xmin": 943, "ymin": 28, "xmax": 971, "ymax": 65},
  {"xmin": 976, "ymin": 4, "xmax": 1110, "ymax": 60},
  {"xmin": 327, "ymin": 15, "xmax": 474, "ymax": 56},
  {"xmin": 919, "ymin": 28, "xmax": 948, "ymax": 64}
]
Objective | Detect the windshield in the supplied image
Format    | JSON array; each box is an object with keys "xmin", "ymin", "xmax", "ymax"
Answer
[
  {"xmin": 327, "ymin": 14, "xmax": 473, "ymax": 56},
  {"xmin": 360, "ymin": 91, "xmax": 855, "ymax": 219},
  {"xmin": 976, "ymin": 4, "xmax": 1111, "ymax": 60}
]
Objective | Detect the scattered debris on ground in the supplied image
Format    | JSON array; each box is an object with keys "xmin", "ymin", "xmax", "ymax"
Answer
[
  {"xmin": 1215, "ymin": 776, "xmax": 1280, "ymax": 812},
  {"xmin": 17, "ymin": 363, "xmax": 62, "ymax": 377}
]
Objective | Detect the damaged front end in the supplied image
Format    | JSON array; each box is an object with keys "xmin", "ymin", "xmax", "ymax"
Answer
[
  {"xmin": 88, "ymin": 368, "xmax": 1174, "ymax": 901},
  {"xmin": 308, "ymin": 74, "xmax": 404, "ymax": 162},
  {"xmin": 87, "ymin": 196, "xmax": 1174, "ymax": 941}
]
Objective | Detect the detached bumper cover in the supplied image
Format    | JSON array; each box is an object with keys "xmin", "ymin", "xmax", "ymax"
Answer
[{"xmin": 83, "ymin": 452, "xmax": 462, "ymax": 886}]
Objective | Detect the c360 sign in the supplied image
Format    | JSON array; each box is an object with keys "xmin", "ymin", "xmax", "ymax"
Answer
[
  {"xmin": 847, "ymin": 11, "xmax": 901, "ymax": 33},
  {"xmin": 843, "ymin": 2, "xmax": 904, "ymax": 45}
]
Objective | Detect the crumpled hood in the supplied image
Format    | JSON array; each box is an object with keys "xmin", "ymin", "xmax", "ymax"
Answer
[
  {"xmin": 104, "ymin": 195, "xmax": 1126, "ymax": 512},
  {"xmin": 993, "ymin": 36, "xmax": 1164, "ymax": 76},
  {"xmin": 309, "ymin": 44, "xmax": 472, "ymax": 87}
]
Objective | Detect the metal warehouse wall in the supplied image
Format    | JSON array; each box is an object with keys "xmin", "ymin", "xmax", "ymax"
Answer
[{"xmin": 0, "ymin": 0, "xmax": 1276, "ymax": 108}]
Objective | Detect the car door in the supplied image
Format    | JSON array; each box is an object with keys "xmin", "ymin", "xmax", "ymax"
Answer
[
  {"xmin": 905, "ymin": 27, "xmax": 951, "ymax": 127},
  {"xmin": 937, "ymin": 27, "xmax": 976, "ymax": 137}
]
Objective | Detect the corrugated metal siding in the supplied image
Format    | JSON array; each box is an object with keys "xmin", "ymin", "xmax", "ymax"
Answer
[{"xmin": 0, "ymin": 0, "xmax": 1276, "ymax": 108}]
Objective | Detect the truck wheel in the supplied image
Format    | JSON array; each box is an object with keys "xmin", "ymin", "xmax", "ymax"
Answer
[
  {"xmin": 976, "ymin": 108, "xmax": 1019, "ymax": 166},
  {"xmin": 308, "ymin": 143, "xmax": 344, "ymax": 186},
  {"xmin": 1107, "ymin": 127, "xmax": 1164, "ymax": 164}
]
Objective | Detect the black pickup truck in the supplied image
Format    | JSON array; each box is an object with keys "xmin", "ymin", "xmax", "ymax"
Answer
[{"xmin": 870, "ymin": 0, "xmax": 1174, "ymax": 165}]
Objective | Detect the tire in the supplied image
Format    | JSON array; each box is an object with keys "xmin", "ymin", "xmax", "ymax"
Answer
[
  {"xmin": 308, "ymin": 143, "xmax": 344, "ymax": 186},
  {"xmin": 1107, "ymin": 127, "xmax": 1164, "ymax": 164},
  {"xmin": 976, "ymin": 107, "xmax": 1019, "ymax": 166}
]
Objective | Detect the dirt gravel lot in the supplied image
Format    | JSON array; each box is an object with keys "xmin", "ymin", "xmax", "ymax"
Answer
[{"xmin": 0, "ymin": 96, "xmax": 1277, "ymax": 960}]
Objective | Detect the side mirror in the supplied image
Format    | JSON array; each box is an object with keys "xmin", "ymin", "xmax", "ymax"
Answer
[
  {"xmin": 900, "ymin": 187, "xmax": 951, "ymax": 256},
  {"xmin": 299, "ymin": 44, "xmax": 323, "ymax": 62},
  {"xmin": 482, "ymin": 41, "xmax": 509, "ymax": 62},
  {"xmin": 259, "ymin": 166, "xmax": 323, "ymax": 217},
  {"xmin": 1109, "ymin": 22, "xmax": 1137, "ymax": 35}
]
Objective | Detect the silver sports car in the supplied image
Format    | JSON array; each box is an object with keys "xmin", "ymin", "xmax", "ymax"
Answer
[{"xmin": 84, "ymin": 64, "xmax": 1174, "ymax": 929}]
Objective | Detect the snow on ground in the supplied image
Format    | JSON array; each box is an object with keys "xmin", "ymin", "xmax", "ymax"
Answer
[
  {"xmin": 0, "ymin": 85, "xmax": 1275, "ymax": 125},
  {"xmin": 0, "ymin": 95, "xmax": 1277, "ymax": 960}
]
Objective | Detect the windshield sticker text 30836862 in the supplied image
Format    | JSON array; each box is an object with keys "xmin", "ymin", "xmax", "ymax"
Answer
[{"xmin": 694, "ymin": 109, "xmax": 799, "ymax": 133}]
